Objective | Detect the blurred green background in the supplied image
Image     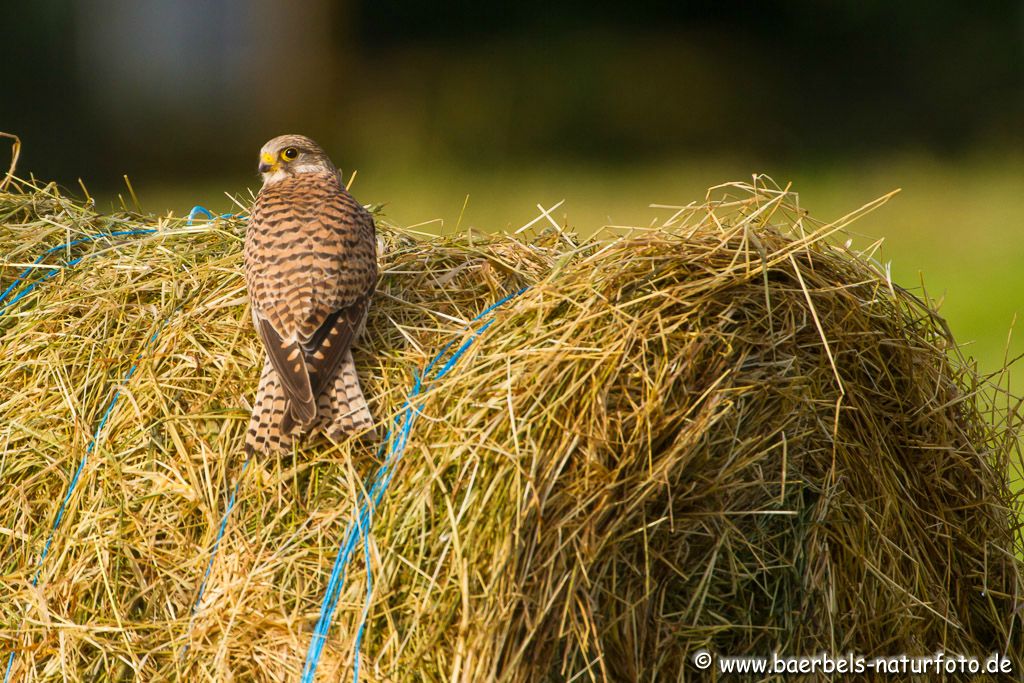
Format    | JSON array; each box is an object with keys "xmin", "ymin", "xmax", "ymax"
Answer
[{"xmin": 1, "ymin": 2, "xmax": 1022, "ymax": 406}]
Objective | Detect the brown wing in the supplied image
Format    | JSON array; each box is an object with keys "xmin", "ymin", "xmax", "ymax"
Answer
[
  {"xmin": 256, "ymin": 315, "xmax": 316, "ymax": 425},
  {"xmin": 303, "ymin": 290, "xmax": 373, "ymax": 397}
]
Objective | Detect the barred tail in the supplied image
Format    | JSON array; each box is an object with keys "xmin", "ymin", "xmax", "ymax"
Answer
[{"xmin": 246, "ymin": 358, "xmax": 297, "ymax": 455}]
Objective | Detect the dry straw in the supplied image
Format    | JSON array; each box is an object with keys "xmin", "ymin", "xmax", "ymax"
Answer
[{"xmin": 0, "ymin": 171, "xmax": 1021, "ymax": 681}]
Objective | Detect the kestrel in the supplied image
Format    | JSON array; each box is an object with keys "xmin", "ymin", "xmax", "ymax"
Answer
[{"xmin": 244, "ymin": 134, "xmax": 377, "ymax": 454}]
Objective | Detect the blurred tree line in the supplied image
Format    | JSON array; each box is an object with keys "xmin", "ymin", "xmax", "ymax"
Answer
[{"xmin": 0, "ymin": 0, "xmax": 1020, "ymax": 187}]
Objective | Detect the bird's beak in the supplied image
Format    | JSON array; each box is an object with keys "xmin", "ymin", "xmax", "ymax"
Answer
[{"xmin": 258, "ymin": 152, "xmax": 277, "ymax": 174}]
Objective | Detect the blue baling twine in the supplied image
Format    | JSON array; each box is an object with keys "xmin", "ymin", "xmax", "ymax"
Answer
[
  {"xmin": 0, "ymin": 229, "xmax": 156, "ymax": 317},
  {"xmin": 186, "ymin": 206, "xmax": 236, "ymax": 224},
  {"xmin": 174, "ymin": 213, "xmax": 288, "ymax": 658},
  {"xmin": 0, "ymin": 205, "xmax": 230, "ymax": 318},
  {"xmin": 300, "ymin": 286, "xmax": 528, "ymax": 683},
  {"xmin": 2, "ymin": 317, "xmax": 172, "ymax": 683},
  {"xmin": 2, "ymin": 205, "xmax": 232, "ymax": 681},
  {"xmin": 180, "ymin": 453, "xmax": 252, "ymax": 658}
]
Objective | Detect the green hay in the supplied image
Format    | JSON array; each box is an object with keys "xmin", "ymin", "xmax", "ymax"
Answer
[{"xmin": 0, "ymin": 175, "xmax": 1021, "ymax": 681}]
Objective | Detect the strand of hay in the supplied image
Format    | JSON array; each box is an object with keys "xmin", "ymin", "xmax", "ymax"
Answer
[{"xmin": 0, "ymin": 175, "xmax": 1021, "ymax": 681}]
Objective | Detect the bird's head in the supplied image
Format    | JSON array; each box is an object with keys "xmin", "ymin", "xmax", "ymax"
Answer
[{"xmin": 257, "ymin": 134, "xmax": 336, "ymax": 185}]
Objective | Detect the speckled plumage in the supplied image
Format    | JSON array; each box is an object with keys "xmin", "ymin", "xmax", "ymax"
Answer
[{"xmin": 244, "ymin": 134, "xmax": 377, "ymax": 454}]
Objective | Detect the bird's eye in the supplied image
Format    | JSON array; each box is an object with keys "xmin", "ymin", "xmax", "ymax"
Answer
[{"xmin": 281, "ymin": 147, "xmax": 298, "ymax": 161}]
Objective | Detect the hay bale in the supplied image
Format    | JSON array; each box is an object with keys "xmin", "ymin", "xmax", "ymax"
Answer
[{"xmin": 0, "ymin": 177, "xmax": 1021, "ymax": 681}]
